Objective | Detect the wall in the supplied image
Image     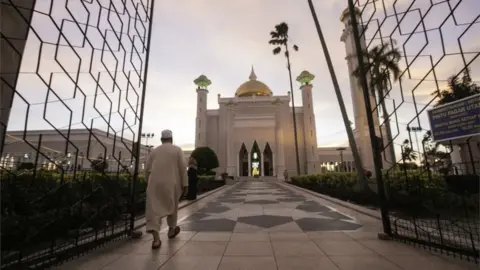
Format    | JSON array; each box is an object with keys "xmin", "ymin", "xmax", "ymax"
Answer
[{"xmin": 1, "ymin": 0, "xmax": 36, "ymax": 152}]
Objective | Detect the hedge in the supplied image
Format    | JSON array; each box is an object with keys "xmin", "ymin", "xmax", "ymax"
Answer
[
  {"xmin": 290, "ymin": 170, "xmax": 479, "ymax": 216},
  {"xmin": 0, "ymin": 169, "xmax": 224, "ymax": 253}
]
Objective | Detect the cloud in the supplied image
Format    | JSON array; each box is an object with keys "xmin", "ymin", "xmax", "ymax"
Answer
[{"xmin": 8, "ymin": 0, "xmax": 478, "ymax": 152}]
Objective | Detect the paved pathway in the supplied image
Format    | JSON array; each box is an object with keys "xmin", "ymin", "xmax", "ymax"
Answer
[
  {"xmin": 56, "ymin": 181, "xmax": 477, "ymax": 270},
  {"xmin": 179, "ymin": 181, "xmax": 362, "ymax": 232}
]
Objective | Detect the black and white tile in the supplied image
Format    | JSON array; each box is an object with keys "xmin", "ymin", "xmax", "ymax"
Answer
[{"xmin": 179, "ymin": 181, "xmax": 362, "ymax": 232}]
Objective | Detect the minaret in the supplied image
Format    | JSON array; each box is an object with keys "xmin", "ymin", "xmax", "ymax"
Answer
[
  {"xmin": 194, "ymin": 75, "xmax": 211, "ymax": 148},
  {"xmin": 340, "ymin": 7, "xmax": 380, "ymax": 172},
  {"xmin": 296, "ymin": 71, "xmax": 318, "ymax": 174}
]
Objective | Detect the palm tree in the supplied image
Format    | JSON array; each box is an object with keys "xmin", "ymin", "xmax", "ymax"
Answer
[
  {"xmin": 269, "ymin": 22, "xmax": 301, "ymax": 176},
  {"xmin": 306, "ymin": 1, "xmax": 367, "ymax": 189},
  {"xmin": 434, "ymin": 69, "xmax": 480, "ymax": 105},
  {"xmin": 353, "ymin": 43, "xmax": 401, "ymax": 169}
]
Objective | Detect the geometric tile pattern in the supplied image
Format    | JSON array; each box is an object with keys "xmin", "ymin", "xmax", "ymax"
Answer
[
  {"xmin": 179, "ymin": 181, "xmax": 362, "ymax": 232},
  {"xmin": 55, "ymin": 181, "xmax": 472, "ymax": 270}
]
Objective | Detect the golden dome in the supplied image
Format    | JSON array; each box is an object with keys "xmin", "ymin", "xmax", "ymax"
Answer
[{"xmin": 235, "ymin": 67, "xmax": 273, "ymax": 97}]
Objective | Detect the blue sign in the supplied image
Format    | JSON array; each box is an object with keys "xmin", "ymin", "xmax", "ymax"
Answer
[{"xmin": 427, "ymin": 94, "xmax": 480, "ymax": 142}]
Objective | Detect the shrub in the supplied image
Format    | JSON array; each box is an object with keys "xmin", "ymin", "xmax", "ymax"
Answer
[
  {"xmin": 0, "ymin": 169, "xmax": 223, "ymax": 254},
  {"xmin": 190, "ymin": 147, "xmax": 219, "ymax": 173},
  {"xmin": 17, "ymin": 162, "xmax": 35, "ymax": 170},
  {"xmin": 91, "ymin": 157, "xmax": 108, "ymax": 172},
  {"xmin": 291, "ymin": 170, "xmax": 478, "ymax": 215}
]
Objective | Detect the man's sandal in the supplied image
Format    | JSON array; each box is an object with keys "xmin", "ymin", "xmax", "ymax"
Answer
[
  {"xmin": 151, "ymin": 240, "xmax": 161, "ymax": 249},
  {"xmin": 168, "ymin": 226, "xmax": 181, "ymax": 239}
]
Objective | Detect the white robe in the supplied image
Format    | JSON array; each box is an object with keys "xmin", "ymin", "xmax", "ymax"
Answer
[{"xmin": 145, "ymin": 143, "xmax": 187, "ymax": 221}]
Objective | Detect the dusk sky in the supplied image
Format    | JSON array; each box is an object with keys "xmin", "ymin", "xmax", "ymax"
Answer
[{"xmin": 8, "ymin": 0, "xmax": 479, "ymax": 154}]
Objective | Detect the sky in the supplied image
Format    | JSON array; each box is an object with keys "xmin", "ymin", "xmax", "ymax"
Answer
[{"xmin": 7, "ymin": 0, "xmax": 480, "ymax": 155}]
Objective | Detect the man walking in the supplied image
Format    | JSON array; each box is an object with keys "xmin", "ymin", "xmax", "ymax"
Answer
[{"xmin": 145, "ymin": 129, "xmax": 188, "ymax": 249}]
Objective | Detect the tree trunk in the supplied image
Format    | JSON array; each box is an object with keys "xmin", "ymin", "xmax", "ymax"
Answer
[
  {"xmin": 285, "ymin": 48, "xmax": 301, "ymax": 176},
  {"xmin": 378, "ymin": 88, "xmax": 396, "ymax": 168},
  {"xmin": 307, "ymin": 0, "xmax": 368, "ymax": 190}
]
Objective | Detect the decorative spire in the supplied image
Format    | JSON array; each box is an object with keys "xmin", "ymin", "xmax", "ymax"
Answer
[
  {"xmin": 296, "ymin": 70, "xmax": 315, "ymax": 86},
  {"xmin": 194, "ymin": 75, "xmax": 212, "ymax": 89},
  {"xmin": 249, "ymin": 65, "xmax": 257, "ymax": 81}
]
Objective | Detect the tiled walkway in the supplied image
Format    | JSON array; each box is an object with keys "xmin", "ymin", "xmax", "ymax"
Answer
[{"xmin": 56, "ymin": 181, "xmax": 477, "ymax": 270}]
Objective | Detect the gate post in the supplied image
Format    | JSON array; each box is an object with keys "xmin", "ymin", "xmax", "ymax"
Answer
[
  {"xmin": 347, "ymin": 0, "xmax": 392, "ymax": 236},
  {"xmin": 129, "ymin": 0, "xmax": 156, "ymax": 236},
  {"xmin": 0, "ymin": 0, "xmax": 36, "ymax": 154}
]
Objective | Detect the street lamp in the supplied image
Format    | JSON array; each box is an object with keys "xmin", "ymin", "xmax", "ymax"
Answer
[
  {"xmin": 141, "ymin": 133, "xmax": 155, "ymax": 145},
  {"xmin": 336, "ymin": 147, "xmax": 346, "ymax": 172}
]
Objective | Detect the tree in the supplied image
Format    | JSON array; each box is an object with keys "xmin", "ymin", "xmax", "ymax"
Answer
[
  {"xmin": 421, "ymin": 131, "xmax": 451, "ymax": 172},
  {"xmin": 353, "ymin": 43, "xmax": 401, "ymax": 168},
  {"xmin": 401, "ymin": 139, "xmax": 417, "ymax": 164},
  {"xmin": 434, "ymin": 69, "xmax": 480, "ymax": 106},
  {"xmin": 269, "ymin": 22, "xmax": 301, "ymax": 176},
  {"xmin": 190, "ymin": 147, "xmax": 219, "ymax": 174},
  {"xmin": 307, "ymin": 1, "xmax": 367, "ymax": 189}
]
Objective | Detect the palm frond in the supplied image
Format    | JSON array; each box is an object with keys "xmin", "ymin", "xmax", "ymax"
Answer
[
  {"xmin": 269, "ymin": 39, "xmax": 286, "ymax": 45},
  {"xmin": 275, "ymin": 22, "xmax": 289, "ymax": 35},
  {"xmin": 270, "ymin": 31, "xmax": 279, "ymax": 38}
]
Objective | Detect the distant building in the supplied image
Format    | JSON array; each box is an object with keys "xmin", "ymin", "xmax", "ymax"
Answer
[{"xmin": 1, "ymin": 129, "xmax": 150, "ymax": 172}]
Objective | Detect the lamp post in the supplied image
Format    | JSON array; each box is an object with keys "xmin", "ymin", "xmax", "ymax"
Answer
[
  {"xmin": 141, "ymin": 133, "xmax": 155, "ymax": 146},
  {"xmin": 336, "ymin": 147, "xmax": 346, "ymax": 172}
]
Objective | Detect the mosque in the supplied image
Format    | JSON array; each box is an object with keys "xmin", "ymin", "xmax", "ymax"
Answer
[
  {"xmin": 193, "ymin": 10, "xmax": 392, "ymax": 179},
  {"xmin": 193, "ymin": 67, "xmax": 323, "ymax": 178}
]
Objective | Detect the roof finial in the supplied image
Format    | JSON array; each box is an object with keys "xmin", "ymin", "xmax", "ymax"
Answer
[{"xmin": 249, "ymin": 65, "xmax": 257, "ymax": 81}]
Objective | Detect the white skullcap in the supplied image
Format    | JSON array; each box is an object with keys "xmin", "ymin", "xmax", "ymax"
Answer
[{"xmin": 161, "ymin": 129, "xmax": 173, "ymax": 139}]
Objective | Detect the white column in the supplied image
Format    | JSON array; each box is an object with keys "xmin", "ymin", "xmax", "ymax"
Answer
[
  {"xmin": 300, "ymin": 83, "xmax": 318, "ymax": 174},
  {"xmin": 226, "ymin": 104, "xmax": 236, "ymax": 176},
  {"xmin": 274, "ymin": 100, "xmax": 286, "ymax": 179},
  {"xmin": 272, "ymin": 151, "xmax": 276, "ymax": 177},
  {"xmin": 260, "ymin": 151, "xmax": 264, "ymax": 176},
  {"xmin": 248, "ymin": 153, "xmax": 251, "ymax": 176},
  {"xmin": 195, "ymin": 88, "xmax": 209, "ymax": 148},
  {"xmin": 236, "ymin": 149, "xmax": 239, "ymax": 177},
  {"xmin": 341, "ymin": 9, "xmax": 378, "ymax": 174}
]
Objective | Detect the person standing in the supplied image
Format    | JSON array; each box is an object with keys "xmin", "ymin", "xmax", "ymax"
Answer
[
  {"xmin": 145, "ymin": 129, "xmax": 188, "ymax": 249},
  {"xmin": 283, "ymin": 169, "xmax": 289, "ymax": 181},
  {"xmin": 186, "ymin": 157, "xmax": 198, "ymax": 200}
]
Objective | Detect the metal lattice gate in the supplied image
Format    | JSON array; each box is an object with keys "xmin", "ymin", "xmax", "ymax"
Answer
[
  {"xmin": 348, "ymin": 0, "xmax": 479, "ymax": 263},
  {"xmin": 0, "ymin": 0, "xmax": 154, "ymax": 268}
]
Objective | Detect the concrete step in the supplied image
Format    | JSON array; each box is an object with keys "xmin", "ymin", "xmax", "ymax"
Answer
[{"xmin": 237, "ymin": 176, "xmax": 280, "ymax": 182}]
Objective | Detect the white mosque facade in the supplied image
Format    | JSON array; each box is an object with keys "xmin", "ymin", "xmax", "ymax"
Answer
[{"xmin": 194, "ymin": 68, "xmax": 323, "ymax": 178}]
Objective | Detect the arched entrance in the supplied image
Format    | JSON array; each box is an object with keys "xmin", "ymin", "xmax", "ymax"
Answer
[
  {"xmin": 250, "ymin": 141, "xmax": 261, "ymax": 176},
  {"xmin": 263, "ymin": 143, "xmax": 273, "ymax": 176},
  {"xmin": 238, "ymin": 143, "xmax": 248, "ymax": 176}
]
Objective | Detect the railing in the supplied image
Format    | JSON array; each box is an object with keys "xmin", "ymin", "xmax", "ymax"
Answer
[
  {"xmin": 348, "ymin": 0, "xmax": 480, "ymax": 263},
  {"xmin": 1, "ymin": 0, "xmax": 155, "ymax": 268}
]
